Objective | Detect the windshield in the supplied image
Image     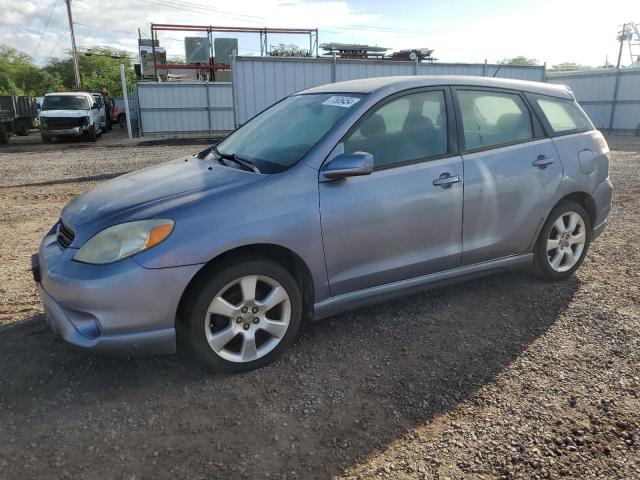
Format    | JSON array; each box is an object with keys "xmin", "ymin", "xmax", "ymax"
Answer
[
  {"xmin": 216, "ymin": 93, "xmax": 364, "ymax": 173},
  {"xmin": 42, "ymin": 95, "xmax": 91, "ymax": 111}
]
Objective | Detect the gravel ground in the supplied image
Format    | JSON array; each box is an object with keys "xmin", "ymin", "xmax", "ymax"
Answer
[{"xmin": 0, "ymin": 136, "xmax": 638, "ymax": 479}]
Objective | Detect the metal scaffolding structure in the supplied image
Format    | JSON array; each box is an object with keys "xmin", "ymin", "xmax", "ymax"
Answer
[{"xmin": 148, "ymin": 23, "xmax": 319, "ymax": 79}]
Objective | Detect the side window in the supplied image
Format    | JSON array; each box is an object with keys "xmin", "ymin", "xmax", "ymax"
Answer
[
  {"xmin": 536, "ymin": 97, "xmax": 590, "ymax": 134},
  {"xmin": 344, "ymin": 90, "xmax": 447, "ymax": 169},
  {"xmin": 457, "ymin": 90, "xmax": 533, "ymax": 150}
]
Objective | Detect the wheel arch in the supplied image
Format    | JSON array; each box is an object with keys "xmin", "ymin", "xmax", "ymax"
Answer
[
  {"xmin": 531, "ymin": 191, "xmax": 597, "ymax": 252},
  {"xmin": 175, "ymin": 243, "xmax": 315, "ymax": 336},
  {"xmin": 554, "ymin": 191, "xmax": 597, "ymax": 227}
]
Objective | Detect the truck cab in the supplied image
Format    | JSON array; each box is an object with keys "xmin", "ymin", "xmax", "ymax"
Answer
[{"xmin": 39, "ymin": 92, "xmax": 102, "ymax": 143}]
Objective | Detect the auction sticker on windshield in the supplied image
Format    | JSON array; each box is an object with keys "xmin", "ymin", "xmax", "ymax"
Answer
[{"xmin": 322, "ymin": 96, "xmax": 361, "ymax": 108}]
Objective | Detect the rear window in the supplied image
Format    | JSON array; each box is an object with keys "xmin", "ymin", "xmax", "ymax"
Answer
[{"xmin": 536, "ymin": 97, "xmax": 590, "ymax": 134}]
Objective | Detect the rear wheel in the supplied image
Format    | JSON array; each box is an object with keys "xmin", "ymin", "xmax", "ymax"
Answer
[
  {"xmin": 185, "ymin": 257, "xmax": 302, "ymax": 373},
  {"xmin": 41, "ymin": 133, "xmax": 51, "ymax": 143},
  {"xmin": 534, "ymin": 201, "xmax": 591, "ymax": 280}
]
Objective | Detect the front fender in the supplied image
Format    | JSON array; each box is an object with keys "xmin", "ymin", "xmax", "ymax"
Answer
[{"xmin": 132, "ymin": 163, "xmax": 330, "ymax": 301}]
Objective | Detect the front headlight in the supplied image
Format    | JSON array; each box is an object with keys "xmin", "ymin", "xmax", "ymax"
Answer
[{"xmin": 73, "ymin": 219, "xmax": 174, "ymax": 264}]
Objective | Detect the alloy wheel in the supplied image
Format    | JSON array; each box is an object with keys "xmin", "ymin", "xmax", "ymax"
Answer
[
  {"xmin": 204, "ymin": 275, "xmax": 291, "ymax": 363},
  {"xmin": 546, "ymin": 211, "xmax": 587, "ymax": 272}
]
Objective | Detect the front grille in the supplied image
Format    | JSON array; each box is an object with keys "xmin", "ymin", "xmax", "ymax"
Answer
[
  {"xmin": 57, "ymin": 222, "xmax": 75, "ymax": 249},
  {"xmin": 46, "ymin": 117, "xmax": 82, "ymax": 129}
]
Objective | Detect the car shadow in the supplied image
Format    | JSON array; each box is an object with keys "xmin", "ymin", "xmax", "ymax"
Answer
[{"xmin": 0, "ymin": 270, "xmax": 580, "ymax": 479}]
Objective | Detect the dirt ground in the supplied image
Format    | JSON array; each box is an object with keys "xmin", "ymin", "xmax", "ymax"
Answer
[{"xmin": 0, "ymin": 135, "xmax": 638, "ymax": 479}]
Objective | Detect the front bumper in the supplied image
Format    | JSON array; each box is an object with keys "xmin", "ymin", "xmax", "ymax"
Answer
[
  {"xmin": 34, "ymin": 232, "xmax": 202, "ymax": 355},
  {"xmin": 41, "ymin": 126, "xmax": 85, "ymax": 137},
  {"xmin": 592, "ymin": 177, "xmax": 613, "ymax": 240}
]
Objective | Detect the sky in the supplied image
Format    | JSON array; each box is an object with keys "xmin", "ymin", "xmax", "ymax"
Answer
[{"xmin": 0, "ymin": 0, "xmax": 638, "ymax": 68}]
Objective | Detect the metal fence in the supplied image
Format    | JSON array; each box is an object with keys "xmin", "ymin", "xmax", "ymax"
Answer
[
  {"xmin": 231, "ymin": 56, "xmax": 546, "ymax": 125},
  {"xmin": 136, "ymin": 57, "xmax": 546, "ymax": 136},
  {"xmin": 137, "ymin": 82, "xmax": 234, "ymax": 135},
  {"xmin": 114, "ymin": 96, "xmax": 139, "ymax": 122},
  {"xmin": 547, "ymin": 67, "xmax": 640, "ymax": 132}
]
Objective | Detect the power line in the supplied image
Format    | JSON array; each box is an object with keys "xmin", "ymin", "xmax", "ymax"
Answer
[
  {"xmin": 33, "ymin": 0, "xmax": 59, "ymax": 57},
  {"xmin": 75, "ymin": 21, "xmax": 185, "ymax": 43},
  {"xmin": 138, "ymin": 0, "xmax": 265, "ymax": 24},
  {"xmin": 149, "ymin": 0, "xmax": 264, "ymax": 19}
]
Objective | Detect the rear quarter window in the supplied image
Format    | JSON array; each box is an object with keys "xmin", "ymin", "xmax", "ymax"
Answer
[{"xmin": 536, "ymin": 97, "xmax": 590, "ymax": 134}]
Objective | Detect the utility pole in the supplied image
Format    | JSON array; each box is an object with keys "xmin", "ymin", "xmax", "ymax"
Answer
[
  {"xmin": 64, "ymin": 0, "xmax": 81, "ymax": 89},
  {"xmin": 615, "ymin": 23, "xmax": 627, "ymax": 69}
]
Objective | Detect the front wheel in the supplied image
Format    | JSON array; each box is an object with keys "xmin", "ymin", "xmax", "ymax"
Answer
[
  {"xmin": 185, "ymin": 257, "xmax": 303, "ymax": 373},
  {"xmin": 0, "ymin": 125, "xmax": 8, "ymax": 144},
  {"xmin": 87, "ymin": 125, "xmax": 97, "ymax": 142},
  {"xmin": 534, "ymin": 201, "xmax": 591, "ymax": 280}
]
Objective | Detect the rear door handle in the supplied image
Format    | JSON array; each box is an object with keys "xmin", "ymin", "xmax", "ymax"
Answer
[
  {"xmin": 433, "ymin": 173, "xmax": 461, "ymax": 188},
  {"xmin": 532, "ymin": 155, "xmax": 554, "ymax": 168}
]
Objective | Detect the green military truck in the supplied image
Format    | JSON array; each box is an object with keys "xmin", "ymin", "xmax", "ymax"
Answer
[{"xmin": 0, "ymin": 95, "xmax": 38, "ymax": 144}]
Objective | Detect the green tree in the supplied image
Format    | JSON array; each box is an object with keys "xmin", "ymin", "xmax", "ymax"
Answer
[
  {"xmin": 167, "ymin": 55, "xmax": 186, "ymax": 64},
  {"xmin": 551, "ymin": 62, "xmax": 591, "ymax": 71},
  {"xmin": 43, "ymin": 47, "xmax": 136, "ymax": 95},
  {"xmin": 498, "ymin": 56, "xmax": 539, "ymax": 66},
  {"xmin": 0, "ymin": 46, "xmax": 42, "ymax": 95},
  {"xmin": 268, "ymin": 43, "xmax": 309, "ymax": 57},
  {"xmin": 0, "ymin": 45, "xmax": 136, "ymax": 96}
]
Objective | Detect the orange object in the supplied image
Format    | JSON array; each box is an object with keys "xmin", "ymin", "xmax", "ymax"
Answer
[{"xmin": 145, "ymin": 223, "xmax": 173, "ymax": 248}]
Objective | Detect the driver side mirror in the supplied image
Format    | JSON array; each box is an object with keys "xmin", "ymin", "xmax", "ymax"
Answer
[
  {"xmin": 92, "ymin": 103, "xmax": 99, "ymax": 110},
  {"xmin": 322, "ymin": 152, "xmax": 374, "ymax": 180}
]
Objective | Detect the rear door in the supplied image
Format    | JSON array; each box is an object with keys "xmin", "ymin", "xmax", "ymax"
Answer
[
  {"xmin": 453, "ymin": 87, "xmax": 562, "ymax": 265},
  {"xmin": 319, "ymin": 88, "xmax": 464, "ymax": 296}
]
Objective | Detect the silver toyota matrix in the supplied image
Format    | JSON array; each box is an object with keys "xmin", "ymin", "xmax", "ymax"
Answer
[{"xmin": 33, "ymin": 76, "xmax": 613, "ymax": 372}]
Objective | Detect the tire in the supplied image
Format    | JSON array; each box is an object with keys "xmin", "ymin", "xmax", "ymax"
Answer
[
  {"xmin": 107, "ymin": 119, "xmax": 113, "ymax": 131},
  {"xmin": 0, "ymin": 125, "xmax": 8, "ymax": 144},
  {"xmin": 87, "ymin": 125, "xmax": 97, "ymax": 142},
  {"xmin": 534, "ymin": 201, "xmax": 591, "ymax": 280},
  {"xmin": 15, "ymin": 126, "xmax": 29, "ymax": 136},
  {"xmin": 184, "ymin": 257, "xmax": 303, "ymax": 373},
  {"xmin": 41, "ymin": 133, "xmax": 51, "ymax": 144}
]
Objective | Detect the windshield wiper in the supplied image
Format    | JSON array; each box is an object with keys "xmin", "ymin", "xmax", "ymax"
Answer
[{"xmin": 213, "ymin": 146, "xmax": 261, "ymax": 173}]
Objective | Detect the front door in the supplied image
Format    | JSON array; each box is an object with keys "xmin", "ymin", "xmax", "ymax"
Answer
[{"xmin": 319, "ymin": 89, "xmax": 464, "ymax": 296}]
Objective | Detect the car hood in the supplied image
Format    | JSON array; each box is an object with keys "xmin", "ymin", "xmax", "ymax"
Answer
[
  {"xmin": 61, "ymin": 156, "xmax": 265, "ymax": 240},
  {"xmin": 40, "ymin": 110, "xmax": 90, "ymax": 118}
]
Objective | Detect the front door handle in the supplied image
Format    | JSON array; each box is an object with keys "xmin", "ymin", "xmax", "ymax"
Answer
[
  {"xmin": 433, "ymin": 173, "xmax": 461, "ymax": 188},
  {"xmin": 532, "ymin": 155, "xmax": 555, "ymax": 168}
]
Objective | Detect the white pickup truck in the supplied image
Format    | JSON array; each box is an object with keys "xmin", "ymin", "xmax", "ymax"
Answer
[{"xmin": 39, "ymin": 92, "xmax": 102, "ymax": 143}]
